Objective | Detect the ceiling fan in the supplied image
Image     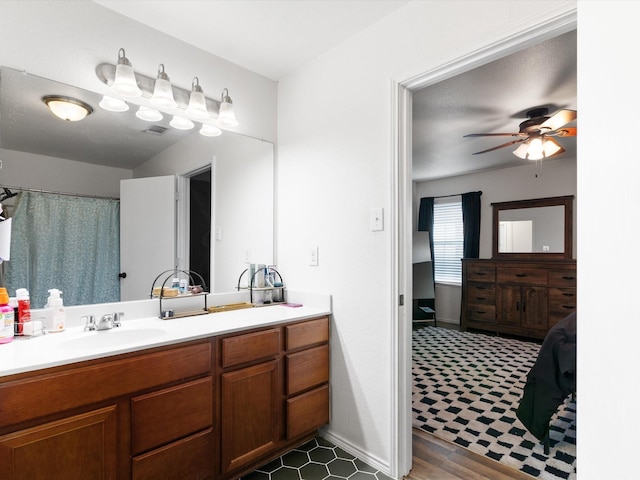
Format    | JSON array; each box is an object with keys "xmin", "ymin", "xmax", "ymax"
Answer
[{"xmin": 464, "ymin": 107, "xmax": 577, "ymax": 160}]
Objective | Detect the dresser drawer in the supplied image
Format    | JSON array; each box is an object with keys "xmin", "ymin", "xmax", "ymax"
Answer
[
  {"xmin": 466, "ymin": 304, "xmax": 496, "ymax": 323},
  {"xmin": 497, "ymin": 267, "xmax": 546, "ymax": 285},
  {"xmin": 466, "ymin": 283, "xmax": 495, "ymax": 304},
  {"xmin": 286, "ymin": 317, "xmax": 329, "ymax": 351},
  {"xmin": 221, "ymin": 328, "xmax": 280, "ymax": 368},
  {"xmin": 286, "ymin": 385, "xmax": 330, "ymax": 440},
  {"xmin": 465, "ymin": 265, "xmax": 495, "ymax": 282},
  {"xmin": 131, "ymin": 377, "xmax": 213, "ymax": 455},
  {"xmin": 548, "ymin": 269, "xmax": 577, "ymax": 287},
  {"xmin": 132, "ymin": 428, "xmax": 214, "ymax": 480},
  {"xmin": 548, "ymin": 288, "xmax": 577, "ymax": 312},
  {"xmin": 286, "ymin": 345, "xmax": 329, "ymax": 395}
]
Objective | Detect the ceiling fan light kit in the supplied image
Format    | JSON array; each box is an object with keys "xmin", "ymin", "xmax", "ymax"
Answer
[
  {"xmin": 464, "ymin": 107, "xmax": 576, "ymax": 160},
  {"xmin": 96, "ymin": 47, "xmax": 239, "ymax": 137}
]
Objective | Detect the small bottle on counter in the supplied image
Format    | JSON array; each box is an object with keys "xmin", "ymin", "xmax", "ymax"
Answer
[
  {"xmin": 45, "ymin": 289, "xmax": 65, "ymax": 333},
  {"xmin": 15, "ymin": 288, "xmax": 31, "ymax": 335},
  {"xmin": 0, "ymin": 288, "xmax": 15, "ymax": 344}
]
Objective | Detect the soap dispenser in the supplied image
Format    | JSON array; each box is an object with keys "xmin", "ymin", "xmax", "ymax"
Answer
[{"xmin": 45, "ymin": 289, "xmax": 65, "ymax": 333}]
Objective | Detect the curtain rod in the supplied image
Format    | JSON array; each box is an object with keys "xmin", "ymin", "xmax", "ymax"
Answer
[
  {"xmin": 1, "ymin": 185, "xmax": 119, "ymax": 201},
  {"xmin": 426, "ymin": 190, "xmax": 483, "ymax": 200}
]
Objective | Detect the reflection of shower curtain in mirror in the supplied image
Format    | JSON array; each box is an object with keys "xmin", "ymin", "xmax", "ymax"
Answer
[{"xmin": 4, "ymin": 192, "xmax": 120, "ymax": 308}]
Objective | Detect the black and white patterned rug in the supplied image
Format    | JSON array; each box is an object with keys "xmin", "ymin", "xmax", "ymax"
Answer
[{"xmin": 412, "ymin": 326, "xmax": 576, "ymax": 480}]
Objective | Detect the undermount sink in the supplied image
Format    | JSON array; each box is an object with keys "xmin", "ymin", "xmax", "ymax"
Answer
[{"xmin": 59, "ymin": 328, "xmax": 168, "ymax": 350}]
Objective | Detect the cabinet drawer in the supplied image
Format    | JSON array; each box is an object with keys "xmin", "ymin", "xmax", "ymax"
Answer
[
  {"xmin": 548, "ymin": 288, "xmax": 577, "ymax": 312},
  {"xmin": 548, "ymin": 269, "xmax": 577, "ymax": 287},
  {"xmin": 286, "ymin": 317, "xmax": 329, "ymax": 351},
  {"xmin": 466, "ymin": 265, "xmax": 495, "ymax": 282},
  {"xmin": 131, "ymin": 377, "xmax": 213, "ymax": 455},
  {"xmin": 466, "ymin": 304, "xmax": 496, "ymax": 323},
  {"xmin": 286, "ymin": 385, "xmax": 330, "ymax": 440},
  {"xmin": 0, "ymin": 341, "xmax": 211, "ymax": 429},
  {"xmin": 466, "ymin": 283, "xmax": 495, "ymax": 304},
  {"xmin": 497, "ymin": 267, "xmax": 546, "ymax": 285},
  {"xmin": 221, "ymin": 328, "xmax": 280, "ymax": 368},
  {"xmin": 132, "ymin": 428, "xmax": 214, "ymax": 480},
  {"xmin": 286, "ymin": 345, "xmax": 329, "ymax": 396}
]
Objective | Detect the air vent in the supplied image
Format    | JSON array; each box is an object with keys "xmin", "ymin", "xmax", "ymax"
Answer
[{"xmin": 143, "ymin": 125, "xmax": 168, "ymax": 135}]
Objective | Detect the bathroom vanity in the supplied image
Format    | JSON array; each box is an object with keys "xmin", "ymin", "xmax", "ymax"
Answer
[{"xmin": 0, "ymin": 301, "xmax": 330, "ymax": 480}]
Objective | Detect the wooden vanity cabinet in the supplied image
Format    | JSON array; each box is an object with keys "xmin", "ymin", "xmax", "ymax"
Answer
[
  {"xmin": 217, "ymin": 316, "xmax": 331, "ymax": 480},
  {"xmin": 462, "ymin": 259, "xmax": 576, "ymax": 339},
  {"xmin": 0, "ymin": 340, "xmax": 213, "ymax": 480}
]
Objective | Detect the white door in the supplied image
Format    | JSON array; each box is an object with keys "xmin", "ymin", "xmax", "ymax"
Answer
[{"xmin": 120, "ymin": 175, "xmax": 177, "ymax": 302}]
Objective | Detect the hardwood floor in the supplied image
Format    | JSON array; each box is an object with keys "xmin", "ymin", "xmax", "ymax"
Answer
[{"xmin": 407, "ymin": 428, "xmax": 532, "ymax": 480}]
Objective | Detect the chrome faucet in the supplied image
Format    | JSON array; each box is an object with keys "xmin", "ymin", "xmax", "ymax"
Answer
[{"xmin": 83, "ymin": 312, "xmax": 124, "ymax": 331}]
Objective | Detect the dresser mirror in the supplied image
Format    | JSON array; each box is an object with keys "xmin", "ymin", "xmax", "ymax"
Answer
[{"xmin": 492, "ymin": 195, "xmax": 573, "ymax": 259}]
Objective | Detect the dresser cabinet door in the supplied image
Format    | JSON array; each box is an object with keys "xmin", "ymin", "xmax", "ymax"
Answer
[
  {"xmin": 521, "ymin": 286, "xmax": 548, "ymax": 330},
  {"xmin": 496, "ymin": 285, "xmax": 521, "ymax": 326},
  {"xmin": 220, "ymin": 360, "xmax": 280, "ymax": 476},
  {"xmin": 0, "ymin": 406, "xmax": 117, "ymax": 480}
]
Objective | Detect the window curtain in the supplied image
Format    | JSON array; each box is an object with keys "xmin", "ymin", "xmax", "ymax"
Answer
[
  {"xmin": 461, "ymin": 191, "xmax": 482, "ymax": 259},
  {"xmin": 4, "ymin": 192, "xmax": 120, "ymax": 308},
  {"xmin": 417, "ymin": 197, "xmax": 435, "ymax": 279}
]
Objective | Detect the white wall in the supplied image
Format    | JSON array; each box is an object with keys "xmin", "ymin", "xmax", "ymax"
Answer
[
  {"xmin": 277, "ymin": 0, "xmax": 577, "ymax": 474},
  {"xmin": 413, "ymin": 157, "xmax": 577, "ymax": 324}
]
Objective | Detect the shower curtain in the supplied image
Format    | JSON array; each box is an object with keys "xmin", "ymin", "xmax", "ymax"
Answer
[{"xmin": 4, "ymin": 191, "xmax": 120, "ymax": 308}]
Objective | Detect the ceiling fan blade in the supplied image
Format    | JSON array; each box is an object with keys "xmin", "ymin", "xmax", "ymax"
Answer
[
  {"xmin": 539, "ymin": 109, "xmax": 577, "ymax": 131},
  {"xmin": 552, "ymin": 127, "xmax": 577, "ymax": 137},
  {"xmin": 464, "ymin": 132, "xmax": 522, "ymax": 138},
  {"xmin": 472, "ymin": 138, "xmax": 527, "ymax": 155}
]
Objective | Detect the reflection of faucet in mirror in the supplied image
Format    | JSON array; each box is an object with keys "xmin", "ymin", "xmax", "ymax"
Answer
[{"xmin": 0, "ymin": 66, "xmax": 275, "ymax": 305}]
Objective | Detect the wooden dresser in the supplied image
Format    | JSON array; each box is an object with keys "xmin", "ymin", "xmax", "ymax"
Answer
[{"xmin": 462, "ymin": 258, "xmax": 576, "ymax": 339}]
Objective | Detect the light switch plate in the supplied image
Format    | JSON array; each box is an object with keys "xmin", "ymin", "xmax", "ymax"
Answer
[{"xmin": 370, "ymin": 207, "xmax": 384, "ymax": 231}]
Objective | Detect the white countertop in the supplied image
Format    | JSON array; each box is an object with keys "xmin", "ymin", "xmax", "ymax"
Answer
[{"xmin": 0, "ymin": 300, "xmax": 331, "ymax": 378}]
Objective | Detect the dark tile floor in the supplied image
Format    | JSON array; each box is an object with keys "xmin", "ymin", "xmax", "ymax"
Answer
[{"xmin": 242, "ymin": 437, "xmax": 392, "ymax": 480}]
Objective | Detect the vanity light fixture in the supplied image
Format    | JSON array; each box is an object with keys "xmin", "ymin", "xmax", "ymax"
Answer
[
  {"xmin": 169, "ymin": 115, "xmax": 194, "ymax": 130},
  {"xmin": 42, "ymin": 95, "xmax": 93, "ymax": 122},
  {"xmin": 99, "ymin": 95, "xmax": 129, "ymax": 112},
  {"xmin": 150, "ymin": 64, "xmax": 177, "ymax": 109},
  {"xmin": 218, "ymin": 88, "xmax": 239, "ymax": 127},
  {"xmin": 136, "ymin": 106, "xmax": 163, "ymax": 122},
  {"xmin": 199, "ymin": 123, "xmax": 222, "ymax": 137},
  {"xmin": 185, "ymin": 77, "xmax": 209, "ymax": 120},
  {"xmin": 513, "ymin": 135, "xmax": 564, "ymax": 160},
  {"xmin": 111, "ymin": 48, "xmax": 142, "ymax": 98}
]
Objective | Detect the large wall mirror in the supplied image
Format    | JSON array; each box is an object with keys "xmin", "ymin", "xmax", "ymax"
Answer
[
  {"xmin": 492, "ymin": 195, "xmax": 573, "ymax": 259},
  {"xmin": 0, "ymin": 66, "xmax": 274, "ymax": 306}
]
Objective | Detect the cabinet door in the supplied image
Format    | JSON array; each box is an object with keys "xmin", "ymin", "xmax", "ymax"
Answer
[
  {"xmin": 521, "ymin": 286, "xmax": 548, "ymax": 331},
  {"xmin": 0, "ymin": 406, "xmax": 117, "ymax": 480},
  {"xmin": 496, "ymin": 285, "xmax": 521, "ymax": 326},
  {"xmin": 220, "ymin": 360, "xmax": 280, "ymax": 475}
]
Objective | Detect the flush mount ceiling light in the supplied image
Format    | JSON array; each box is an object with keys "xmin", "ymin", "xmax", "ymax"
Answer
[
  {"xmin": 96, "ymin": 47, "xmax": 240, "ymax": 136},
  {"xmin": 99, "ymin": 95, "xmax": 129, "ymax": 112},
  {"xmin": 218, "ymin": 88, "xmax": 239, "ymax": 127},
  {"xmin": 111, "ymin": 48, "xmax": 142, "ymax": 98},
  {"xmin": 136, "ymin": 106, "xmax": 163, "ymax": 122},
  {"xmin": 150, "ymin": 64, "xmax": 177, "ymax": 109},
  {"xmin": 42, "ymin": 95, "xmax": 93, "ymax": 122}
]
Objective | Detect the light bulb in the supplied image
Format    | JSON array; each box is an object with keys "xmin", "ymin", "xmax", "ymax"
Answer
[
  {"xmin": 150, "ymin": 64, "xmax": 177, "ymax": 109},
  {"xmin": 186, "ymin": 77, "xmax": 209, "ymax": 120},
  {"xmin": 99, "ymin": 96, "xmax": 129, "ymax": 112},
  {"xmin": 111, "ymin": 48, "xmax": 141, "ymax": 98},
  {"xmin": 136, "ymin": 106, "xmax": 163, "ymax": 122},
  {"xmin": 170, "ymin": 115, "xmax": 194, "ymax": 130},
  {"xmin": 200, "ymin": 123, "xmax": 222, "ymax": 137}
]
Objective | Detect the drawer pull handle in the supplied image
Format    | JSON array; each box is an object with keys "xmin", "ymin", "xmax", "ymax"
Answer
[
  {"xmin": 562, "ymin": 292, "xmax": 576, "ymax": 297},
  {"xmin": 562, "ymin": 276, "xmax": 576, "ymax": 281},
  {"xmin": 475, "ymin": 310, "xmax": 486, "ymax": 315},
  {"xmin": 476, "ymin": 272, "xmax": 486, "ymax": 276},
  {"xmin": 516, "ymin": 301, "xmax": 520, "ymax": 311},
  {"xmin": 476, "ymin": 297, "xmax": 487, "ymax": 301},
  {"xmin": 515, "ymin": 273, "xmax": 527, "ymax": 278},
  {"xmin": 562, "ymin": 305, "xmax": 575, "ymax": 310}
]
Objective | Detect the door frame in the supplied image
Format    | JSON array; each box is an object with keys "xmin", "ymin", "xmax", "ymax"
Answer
[{"xmin": 391, "ymin": 10, "xmax": 577, "ymax": 477}]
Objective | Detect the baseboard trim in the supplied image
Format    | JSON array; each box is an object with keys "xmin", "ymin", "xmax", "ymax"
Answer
[{"xmin": 320, "ymin": 427, "xmax": 396, "ymax": 479}]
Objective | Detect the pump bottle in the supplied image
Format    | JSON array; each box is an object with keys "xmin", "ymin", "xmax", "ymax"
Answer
[
  {"xmin": 0, "ymin": 288, "xmax": 14, "ymax": 344},
  {"xmin": 45, "ymin": 289, "xmax": 66, "ymax": 332}
]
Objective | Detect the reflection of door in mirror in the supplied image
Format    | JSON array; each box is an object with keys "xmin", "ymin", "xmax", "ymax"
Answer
[
  {"xmin": 499, "ymin": 220, "xmax": 533, "ymax": 253},
  {"xmin": 188, "ymin": 169, "xmax": 211, "ymax": 291}
]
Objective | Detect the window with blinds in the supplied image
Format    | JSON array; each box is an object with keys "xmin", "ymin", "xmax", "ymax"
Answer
[{"xmin": 433, "ymin": 198, "xmax": 463, "ymax": 285}]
